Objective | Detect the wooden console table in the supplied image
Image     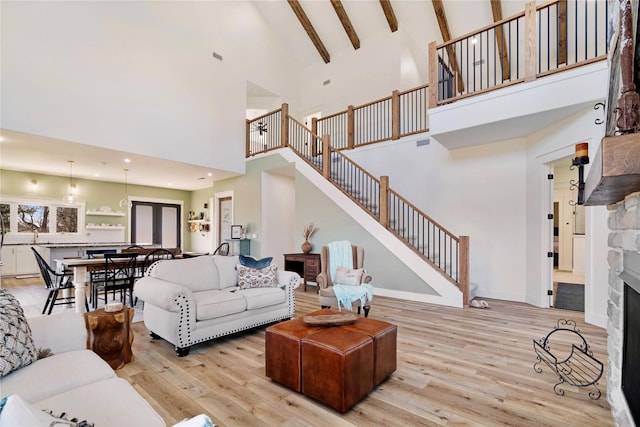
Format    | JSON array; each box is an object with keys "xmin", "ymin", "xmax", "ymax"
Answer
[
  {"xmin": 284, "ymin": 253, "xmax": 321, "ymax": 292},
  {"xmin": 84, "ymin": 307, "xmax": 134, "ymax": 369}
]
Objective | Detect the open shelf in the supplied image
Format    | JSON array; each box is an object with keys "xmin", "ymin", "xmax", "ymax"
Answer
[
  {"xmin": 87, "ymin": 210, "xmax": 125, "ymax": 217},
  {"xmin": 86, "ymin": 225, "xmax": 125, "ymax": 230}
]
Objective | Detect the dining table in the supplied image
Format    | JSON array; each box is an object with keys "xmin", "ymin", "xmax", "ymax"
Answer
[{"xmin": 55, "ymin": 255, "xmax": 148, "ymax": 313}]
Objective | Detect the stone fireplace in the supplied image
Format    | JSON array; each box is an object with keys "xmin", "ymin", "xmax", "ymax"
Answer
[{"xmin": 607, "ymin": 191, "xmax": 640, "ymax": 426}]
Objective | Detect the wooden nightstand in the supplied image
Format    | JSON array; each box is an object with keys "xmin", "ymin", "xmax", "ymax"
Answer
[
  {"xmin": 84, "ymin": 307, "xmax": 134, "ymax": 369},
  {"xmin": 284, "ymin": 253, "xmax": 321, "ymax": 292}
]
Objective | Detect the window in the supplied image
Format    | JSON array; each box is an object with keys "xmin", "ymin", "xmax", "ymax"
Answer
[
  {"xmin": 1, "ymin": 197, "xmax": 85, "ymax": 236},
  {"xmin": 18, "ymin": 204, "xmax": 50, "ymax": 233},
  {"xmin": 56, "ymin": 207, "xmax": 79, "ymax": 233}
]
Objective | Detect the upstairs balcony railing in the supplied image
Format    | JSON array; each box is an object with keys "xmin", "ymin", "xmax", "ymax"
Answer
[
  {"xmin": 310, "ymin": 85, "xmax": 429, "ymax": 151},
  {"xmin": 247, "ymin": 105, "xmax": 470, "ymax": 303},
  {"xmin": 429, "ymin": 0, "xmax": 610, "ymax": 106}
]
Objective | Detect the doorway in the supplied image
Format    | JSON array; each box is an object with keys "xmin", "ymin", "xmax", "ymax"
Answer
[
  {"xmin": 131, "ymin": 201, "xmax": 181, "ymax": 249},
  {"xmin": 214, "ymin": 191, "xmax": 234, "ymax": 251},
  {"xmin": 549, "ymin": 157, "xmax": 585, "ymax": 311}
]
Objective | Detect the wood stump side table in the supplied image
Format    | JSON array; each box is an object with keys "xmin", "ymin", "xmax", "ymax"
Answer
[{"xmin": 84, "ymin": 307, "xmax": 134, "ymax": 369}]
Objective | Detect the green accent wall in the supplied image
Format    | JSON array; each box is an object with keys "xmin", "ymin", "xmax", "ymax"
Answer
[{"xmin": 0, "ymin": 169, "xmax": 194, "ymax": 248}]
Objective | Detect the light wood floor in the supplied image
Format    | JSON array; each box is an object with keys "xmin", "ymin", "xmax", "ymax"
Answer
[{"xmin": 2, "ymin": 277, "xmax": 613, "ymax": 426}]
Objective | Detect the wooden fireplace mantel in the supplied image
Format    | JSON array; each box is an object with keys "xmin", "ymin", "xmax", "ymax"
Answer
[{"xmin": 584, "ymin": 132, "xmax": 640, "ymax": 206}]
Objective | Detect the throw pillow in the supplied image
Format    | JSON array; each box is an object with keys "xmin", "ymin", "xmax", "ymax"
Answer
[
  {"xmin": 333, "ymin": 266, "xmax": 364, "ymax": 286},
  {"xmin": 237, "ymin": 264, "xmax": 278, "ymax": 289},
  {"xmin": 0, "ymin": 289, "xmax": 38, "ymax": 377},
  {"xmin": 239, "ymin": 254, "xmax": 273, "ymax": 270}
]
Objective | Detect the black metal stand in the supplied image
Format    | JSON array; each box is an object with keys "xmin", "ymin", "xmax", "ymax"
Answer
[{"xmin": 533, "ymin": 319, "xmax": 603, "ymax": 400}]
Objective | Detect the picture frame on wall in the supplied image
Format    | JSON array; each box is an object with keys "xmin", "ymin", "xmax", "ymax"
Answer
[{"xmin": 231, "ymin": 225, "xmax": 242, "ymax": 239}]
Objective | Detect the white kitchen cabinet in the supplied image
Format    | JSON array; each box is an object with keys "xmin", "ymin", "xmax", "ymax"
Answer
[
  {"xmin": 0, "ymin": 246, "xmax": 17, "ymax": 276},
  {"xmin": 1, "ymin": 245, "xmax": 45, "ymax": 277}
]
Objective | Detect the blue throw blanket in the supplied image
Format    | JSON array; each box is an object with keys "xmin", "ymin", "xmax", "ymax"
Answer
[
  {"xmin": 328, "ymin": 240, "xmax": 353, "ymax": 281},
  {"xmin": 327, "ymin": 240, "xmax": 373, "ymax": 311},
  {"xmin": 333, "ymin": 283, "xmax": 373, "ymax": 311}
]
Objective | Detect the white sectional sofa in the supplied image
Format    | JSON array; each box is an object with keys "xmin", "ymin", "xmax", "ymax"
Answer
[
  {"xmin": 0, "ymin": 312, "xmax": 166, "ymax": 426},
  {"xmin": 134, "ymin": 255, "xmax": 300, "ymax": 356}
]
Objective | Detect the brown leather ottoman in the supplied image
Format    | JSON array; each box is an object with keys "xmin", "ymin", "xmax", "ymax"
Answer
[
  {"xmin": 265, "ymin": 309, "xmax": 339, "ymax": 391},
  {"xmin": 341, "ymin": 318, "xmax": 397, "ymax": 386},
  {"xmin": 301, "ymin": 327, "xmax": 373, "ymax": 413}
]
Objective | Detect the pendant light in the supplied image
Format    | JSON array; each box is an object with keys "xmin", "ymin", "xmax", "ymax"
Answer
[
  {"xmin": 119, "ymin": 168, "xmax": 133, "ymax": 209},
  {"xmin": 62, "ymin": 160, "xmax": 75, "ymax": 204}
]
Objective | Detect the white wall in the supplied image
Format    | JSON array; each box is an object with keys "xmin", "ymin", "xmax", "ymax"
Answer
[
  {"xmin": 1, "ymin": 1, "xmax": 300, "ymax": 173},
  {"xmin": 346, "ymin": 134, "xmax": 528, "ymax": 302},
  {"xmin": 261, "ymin": 169, "xmax": 295, "ymax": 271},
  {"xmin": 298, "ymin": 30, "xmax": 413, "ymax": 116}
]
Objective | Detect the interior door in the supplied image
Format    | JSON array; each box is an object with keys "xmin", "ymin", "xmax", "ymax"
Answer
[{"xmin": 218, "ymin": 197, "xmax": 232, "ymax": 245}]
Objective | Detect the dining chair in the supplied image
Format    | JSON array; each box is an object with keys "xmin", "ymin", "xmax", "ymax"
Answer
[
  {"xmin": 32, "ymin": 247, "xmax": 88, "ymax": 314},
  {"xmin": 132, "ymin": 248, "xmax": 176, "ymax": 307},
  {"xmin": 212, "ymin": 242, "xmax": 230, "ymax": 256},
  {"xmin": 141, "ymin": 248, "xmax": 176, "ymax": 276},
  {"xmin": 92, "ymin": 253, "xmax": 138, "ymax": 308}
]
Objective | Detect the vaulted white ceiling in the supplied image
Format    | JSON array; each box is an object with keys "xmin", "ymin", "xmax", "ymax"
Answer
[{"xmin": 1, "ymin": 0, "xmax": 530, "ymax": 190}]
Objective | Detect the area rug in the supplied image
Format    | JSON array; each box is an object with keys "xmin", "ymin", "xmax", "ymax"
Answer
[{"xmin": 555, "ymin": 282, "xmax": 585, "ymax": 312}]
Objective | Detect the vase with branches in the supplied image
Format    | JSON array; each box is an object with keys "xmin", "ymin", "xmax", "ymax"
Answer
[{"xmin": 301, "ymin": 223, "xmax": 316, "ymax": 253}]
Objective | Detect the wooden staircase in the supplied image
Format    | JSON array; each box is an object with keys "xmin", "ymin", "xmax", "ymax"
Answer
[{"xmin": 247, "ymin": 105, "xmax": 470, "ymax": 305}]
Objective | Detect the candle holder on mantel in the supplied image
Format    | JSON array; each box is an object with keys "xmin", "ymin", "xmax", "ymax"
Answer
[{"xmin": 569, "ymin": 142, "xmax": 589, "ymax": 206}]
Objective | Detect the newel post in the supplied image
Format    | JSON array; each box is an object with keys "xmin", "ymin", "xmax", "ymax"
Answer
[
  {"xmin": 347, "ymin": 105, "xmax": 355, "ymax": 149},
  {"xmin": 245, "ymin": 119, "xmax": 251, "ymax": 158},
  {"xmin": 281, "ymin": 103, "xmax": 289, "ymax": 148},
  {"xmin": 322, "ymin": 135, "xmax": 331, "ymax": 179},
  {"xmin": 524, "ymin": 1, "xmax": 537, "ymax": 82},
  {"xmin": 391, "ymin": 91, "xmax": 400, "ymax": 140},
  {"xmin": 428, "ymin": 42, "xmax": 438, "ymax": 108},
  {"xmin": 459, "ymin": 236, "xmax": 470, "ymax": 306},
  {"xmin": 379, "ymin": 176, "xmax": 389, "ymax": 227}
]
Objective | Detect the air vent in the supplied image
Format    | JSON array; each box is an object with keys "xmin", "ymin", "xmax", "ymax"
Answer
[
  {"xmin": 212, "ymin": 51, "xmax": 223, "ymax": 61},
  {"xmin": 416, "ymin": 139, "xmax": 430, "ymax": 147},
  {"xmin": 323, "ymin": 79, "xmax": 331, "ymax": 86}
]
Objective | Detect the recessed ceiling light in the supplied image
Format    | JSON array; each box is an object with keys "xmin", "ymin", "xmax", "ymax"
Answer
[
  {"xmin": 208, "ymin": 172, "xmax": 213, "ymax": 177},
  {"xmin": 124, "ymin": 158, "xmax": 131, "ymax": 163},
  {"xmin": 167, "ymin": 183, "xmax": 173, "ymax": 187}
]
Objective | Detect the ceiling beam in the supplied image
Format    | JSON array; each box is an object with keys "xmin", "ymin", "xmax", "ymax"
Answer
[
  {"xmin": 330, "ymin": 0, "xmax": 360, "ymax": 50},
  {"xmin": 288, "ymin": 0, "xmax": 330, "ymax": 64},
  {"xmin": 379, "ymin": 0, "xmax": 398, "ymax": 32},
  {"xmin": 431, "ymin": 0, "xmax": 464, "ymax": 92},
  {"xmin": 490, "ymin": 0, "xmax": 511, "ymax": 80}
]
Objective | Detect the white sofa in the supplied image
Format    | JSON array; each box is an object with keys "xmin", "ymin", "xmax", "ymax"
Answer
[
  {"xmin": 134, "ymin": 255, "xmax": 300, "ymax": 356},
  {"xmin": 0, "ymin": 312, "xmax": 166, "ymax": 426}
]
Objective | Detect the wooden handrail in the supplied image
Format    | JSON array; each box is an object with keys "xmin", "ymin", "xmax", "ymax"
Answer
[
  {"xmin": 438, "ymin": 11, "xmax": 525, "ymax": 49},
  {"xmin": 397, "ymin": 83, "xmax": 429, "ymax": 96},
  {"xmin": 386, "ymin": 187, "xmax": 459, "ymax": 243},
  {"xmin": 431, "ymin": 0, "xmax": 609, "ymax": 105}
]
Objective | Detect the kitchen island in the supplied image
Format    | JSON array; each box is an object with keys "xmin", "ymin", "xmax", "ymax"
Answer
[
  {"xmin": 38, "ymin": 243, "xmax": 154, "ymax": 269},
  {"xmin": 2, "ymin": 243, "xmax": 139, "ymax": 278}
]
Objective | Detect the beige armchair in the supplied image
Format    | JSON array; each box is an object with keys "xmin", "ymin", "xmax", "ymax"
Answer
[{"xmin": 317, "ymin": 243, "xmax": 373, "ymax": 317}]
